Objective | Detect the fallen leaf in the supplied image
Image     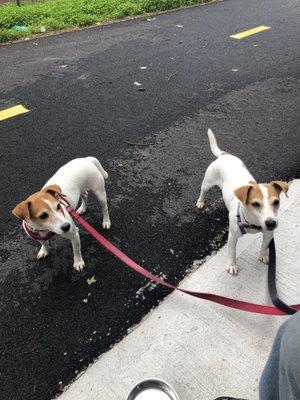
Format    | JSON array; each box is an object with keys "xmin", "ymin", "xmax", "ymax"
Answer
[
  {"xmin": 134, "ymin": 81, "xmax": 142, "ymax": 86},
  {"xmin": 176, "ymin": 24, "xmax": 183, "ymax": 28},
  {"xmin": 87, "ymin": 276, "xmax": 97, "ymax": 286}
]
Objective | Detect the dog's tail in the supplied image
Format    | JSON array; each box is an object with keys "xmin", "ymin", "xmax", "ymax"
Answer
[
  {"xmin": 207, "ymin": 128, "xmax": 223, "ymax": 157},
  {"xmin": 88, "ymin": 157, "xmax": 108, "ymax": 179}
]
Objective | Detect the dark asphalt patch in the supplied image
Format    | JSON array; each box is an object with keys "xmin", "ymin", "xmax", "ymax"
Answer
[{"xmin": 0, "ymin": 0, "xmax": 299, "ymax": 399}]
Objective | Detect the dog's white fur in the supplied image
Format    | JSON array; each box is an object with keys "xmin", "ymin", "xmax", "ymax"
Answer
[
  {"xmin": 13, "ymin": 157, "xmax": 110, "ymax": 271},
  {"xmin": 196, "ymin": 129, "xmax": 288, "ymax": 275}
]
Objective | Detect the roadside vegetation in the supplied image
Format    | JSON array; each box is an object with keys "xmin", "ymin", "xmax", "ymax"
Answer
[{"xmin": 0, "ymin": 0, "xmax": 209, "ymax": 43}]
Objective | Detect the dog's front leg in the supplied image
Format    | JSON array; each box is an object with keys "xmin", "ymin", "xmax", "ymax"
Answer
[
  {"xmin": 37, "ymin": 241, "xmax": 50, "ymax": 259},
  {"xmin": 69, "ymin": 227, "xmax": 85, "ymax": 271},
  {"xmin": 226, "ymin": 231, "xmax": 238, "ymax": 275},
  {"xmin": 259, "ymin": 230, "xmax": 274, "ymax": 264}
]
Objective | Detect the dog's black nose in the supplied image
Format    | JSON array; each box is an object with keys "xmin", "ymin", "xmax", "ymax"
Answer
[
  {"xmin": 61, "ymin": 223, "xmax": 70, "ymax": 232},
  {"xmin": 265, "ymin": 219, "xmax": 277, "ymax": 230}
]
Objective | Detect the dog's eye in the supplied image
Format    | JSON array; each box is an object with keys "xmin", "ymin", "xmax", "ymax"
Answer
[
  {"xmin": 251, "ymin": 202, "xmax": 261, "ymax": 208},
  {"xmin": 39, "ymin": 212, "xmax": 48, "ymax": 220},
  {"xmin": 57, "ymin": 203, "xmax": 61, "ymax": 210},
  {"xmin": 272, "ymin": 199, "xmax": 280, "ymax": 206}
]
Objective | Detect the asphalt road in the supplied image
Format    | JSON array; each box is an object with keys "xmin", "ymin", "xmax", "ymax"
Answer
[{"xmin": 0, "ymin": 0, "xmax": 299, "ymax": 399}]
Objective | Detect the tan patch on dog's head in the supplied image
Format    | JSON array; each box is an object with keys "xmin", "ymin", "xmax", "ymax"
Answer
[
  {"xmin": 262, "ymin": 180, "xmax": 288, "ymax": 207},
  {"xmin": 269, "ymin": 181, "xmax": 289, "ymax": 197},
  {"xmin": 264, "ymin": 183, "xmax": 280, "ymax": 201},
  {"xmin": 12, "ymin": 200, "xmax": 31, "ymax": 221},
  {"xmin": 247, "ymin": 184, "xmax": 263, "ymax": 205},
  {"xmin": 42, "ymin": 184, "xmax": 63, "ymax": 198},
  {"xmin": 12, "ymin": 190, "xmax": 59, "ymax": 222},
  {"xmin": 234, "ymin": 183, "xmax": 263, "ymax": 204}
]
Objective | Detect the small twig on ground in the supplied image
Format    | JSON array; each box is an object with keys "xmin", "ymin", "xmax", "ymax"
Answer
[
  {"xmin": 167, "ymin": 73, "xmax": 177, "ymax": 81},
  {"xmin": 22, "ymin": 345, "xmax": 37, "ymax": 358},
  {"xmin": 33, "ymin": 380, "xmax": 37, "ymax": 394},
  {"xmin": 126, "ymin": 141, "xmax": 155, "ymax": 146}
]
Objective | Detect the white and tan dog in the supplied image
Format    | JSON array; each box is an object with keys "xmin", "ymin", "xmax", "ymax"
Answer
[
  {"xmin": 196, "ymin": 129, "xmax": 288, "ymax": 275},
  {"xmin": 12, "ymin": 157, "xmax": 111, "ymax": 271}
]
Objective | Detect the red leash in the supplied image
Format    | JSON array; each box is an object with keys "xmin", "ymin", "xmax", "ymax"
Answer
[{"xmin": 66, "ymin": 206, "xmax": 300, "ymax": 316}]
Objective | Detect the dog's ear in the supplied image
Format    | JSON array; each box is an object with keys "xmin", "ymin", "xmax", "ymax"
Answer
[
  {"xmin": 234, "ymin": 185, "xmax": 252, "ymax": 204},
  {"xmin": 12, "ymin": 200, "xmax": 31, "ymax": 221},
  {"xmin": 270, "ymin": 181, "xmax": 289, "ymax": 197},
  {"xmin": 42, "ymin": 184, "xmax": 63, "ymax": 198}
]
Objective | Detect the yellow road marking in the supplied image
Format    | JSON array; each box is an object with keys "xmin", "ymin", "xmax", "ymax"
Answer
[
  {"xmin": 230, "ymin": 25, "xmax": 271, "ymax": 40},
  {"xmin": 0, "ymin": 105, "xmax": 30, "ymax": 122}
]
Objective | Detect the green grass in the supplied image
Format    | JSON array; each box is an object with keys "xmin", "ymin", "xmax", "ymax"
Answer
[{"xmin": 0, "ymin": 0, "xmax": 208, "ymax": 43}]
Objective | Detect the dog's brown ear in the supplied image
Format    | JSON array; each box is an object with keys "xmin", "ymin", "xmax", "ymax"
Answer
[
  {"xmin": 234, "ymin": 185, "xmax": 252, "ymax": 203},
  {"xmin": 270, "ymin": 181, "xmax": 289, "ymax": 197},
  {"xmin": 12, "ymin": 200, "xmax": 31, "ymax": 221},
  {"xmin": 42, "ymin": 184, "xmax": 63, "ymax": 198}
]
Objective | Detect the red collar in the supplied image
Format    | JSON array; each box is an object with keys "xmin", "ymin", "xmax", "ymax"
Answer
[
  {"xmin": 23, "ymin": 221, "xmax": 56, "ymax": 241},
  {"xmin": 22, "ymin": 200, "xmax": 67, "ymax": 242}
]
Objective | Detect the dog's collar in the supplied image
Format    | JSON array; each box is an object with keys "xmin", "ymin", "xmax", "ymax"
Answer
[
  {"xmin": 22, "ymin": 198, "xmax": 68, "ymax": 242},
  {"xmin": 236, "ymin": 203, "xmax": 262, "ymax": 235},
  {"xmin": 23, "ymin": 221, "xmax": 56, "ymax": 241}
]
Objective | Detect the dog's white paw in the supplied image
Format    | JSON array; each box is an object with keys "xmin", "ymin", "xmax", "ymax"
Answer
[
  {"xmin": 102, "ymin": 219, "xmax": 111, "ymax": 230},
  {"xmin": 259, "ymin": 253, "xmax": 269, "ymax": 264},
  {"xmin": 73, "ymin": 259, "xmax": 85, "ymax": 271},
  {"xmin": 76, "ymin": 205, "xmax": 87, "ymax": 215},
  {"xmin": 37, "ymin": 248, "xmax": 49, "ymax": 259},
  {"xmin": 196, "ymin": 199, "xmax": 205, "ymax": 209},
  {"xmin": 226, "ymin": 264, "xmax": 238, "ymax": 276}
]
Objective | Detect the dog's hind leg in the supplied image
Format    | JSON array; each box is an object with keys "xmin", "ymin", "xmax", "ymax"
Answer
[
  {"xmin": 89, "ymin": 166, "xmax": 111, "ymax": 229},
  {"xmin": 76, "ymin": 191, "xmax": 88, "ymax": 215},
  {"xmin": 196, "ymin": 165, "xmax": 217, "ymax": 209},
  {"xmin": 93, "ymin": 188, "xmax": 111, "ymax": 230}
]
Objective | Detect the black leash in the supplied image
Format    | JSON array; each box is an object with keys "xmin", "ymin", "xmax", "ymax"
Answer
[
  {"xmin": 268, "ymin": 238, "xmax": 297, "ymax": 315},
  {"xmin": 236, "ymin": 201, "xmax": 297, "ymax": 316},
  {"xmin": 215, "ymin": 240, "xmax": 298, "ymax": 400}
]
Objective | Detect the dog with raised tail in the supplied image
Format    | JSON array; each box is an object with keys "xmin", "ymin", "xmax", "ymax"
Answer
[
  {"xmin": 12, "ymin": 157, "xmax": 111, "ymax": 271},
  {"xmin": 196, "ymin": 129, "xmax": 288, "ymax": 275}
]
